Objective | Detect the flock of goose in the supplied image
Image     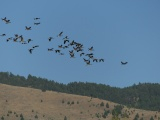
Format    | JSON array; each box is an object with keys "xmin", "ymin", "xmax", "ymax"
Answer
[{"xmin": 0, "ymin": 17, "xmax": 107, "ymax": 66}]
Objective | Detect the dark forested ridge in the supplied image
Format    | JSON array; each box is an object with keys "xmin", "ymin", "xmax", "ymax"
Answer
[{"xmin": 0, "ymin": 72, "xmax": 160, "ymax": 111}]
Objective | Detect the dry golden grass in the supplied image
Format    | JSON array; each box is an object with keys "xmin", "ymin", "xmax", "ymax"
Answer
[{"xmin": 0, "ymin": 83, "xmax": 160, "ymax": 120}]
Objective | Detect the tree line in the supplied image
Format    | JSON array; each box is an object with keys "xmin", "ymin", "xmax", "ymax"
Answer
[{"xmin": 0, "ymin": 72, "xmax": 160, "ymax": 111}]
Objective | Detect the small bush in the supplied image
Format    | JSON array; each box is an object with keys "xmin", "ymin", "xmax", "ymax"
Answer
[
  {"xmin": 150, "ymin": 116, "xmax": 154, "ymax": 120},
  {"xmin": 1, "ymin": 116, "xmax": 4, "ymax": 120},
  {"xmin": 20, "ymin": 117, "xmax": 24, "ymax": 120},
  {"xmin": 140, "ymin": 117, "xmax": 144, "ymax": 120},
  {"xmin": 67, "ymin": 101, "xmax": 70, "ymax": 105},
  {"xmin": 100, "ymin": 102, "xmax": 104, "ymax": 107},
  {"xmin": 41, "ymin": 89, "xmax": 46, "ymax": 92},
  {"xmin": 35, "ymin": 115, "xmax": 38, "ymax": 119},
  {"xmin": 20, "ymin": 113, "xmax": 23, "ymax": 118},
  {"xmin": 106, "ymin": 103, "xmax": 109, "ymax": 108},
  {"xmin": 71, "ymin": 101, "xmax": 74, "ymax": 105},
  {"xmin": 62, "ymin": 99, "xmax": 65, "ymax": 104},
  {"xmin": 8, "ymin": 110, "xmax": 12, "ymax": 114},
  {"xmin": 64, "ymin": 116, "xmax": 67, "ymax": 120}
]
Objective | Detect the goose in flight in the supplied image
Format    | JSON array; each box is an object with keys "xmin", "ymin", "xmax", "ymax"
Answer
[
  {"xmin": 63, "ymin": 45, "xmax": 69, "ymax": 49},
  {"xmin": 6, "ymin": 37, "xmax": 12, "ymax": 42},
  {"xmin": 64, "ymin": 39, "xmax": 69, "ymax": 44},
  {"xmin": 93, "ymin": 58, "xmax": 98, "ymax": 62},
  {"xmin": 70, "ymin": 52, "xmax": 75, "ymax": 58},
  {"xmin": 57, "ymin": 31, "xmax": 63, "ymax": 37},
  {"xmin": 99, "ymin": 59, "xmax": 104, "ymax": 62},
  {"xmin": 34, "ymin": 22, "xmax": 40, "ymax": 25},
  {"xmin": 1, "ymin": 17, "xmax": 11, "ymax": 24},
  {"xmin": 19, "ymin": 35, "xmax": 24, "ymax": 42},
  {"xmin": 1, "ymin": 17, "xmax": 7, "ymax": 21},
  {"xmin": 13, "ymin": 38, "xmax": 18, "ymax": 42},
  {"xmin": 0, "ymin": 34, "xmax": 6, "ymax": 36},
  {"xmin": 14, "ymin": 34, "xmax": 19, "ymax": 38},
  {"xmin": 58, "ymin": 45, "xmax": 63, "ymax": 48},
  {"xmin": 88, "ymin": 46, "xmax": 94, "ymax": 51},
  {"xmin": 25, "ymin": 26, "xmax": 31, "ymax": 30},
  {"xmin": 55, "ymin": 50, "xmax": 60, "ymax": 53},
  {"xmin": 121, "ymin": 61, "xmax": 128, "ymax": 65},
  {"xmin": 34, "ymin": 18, "xmax": 40, "ymax": 20},
  {"xmin": 48, "ymin": 37, "xmax": 53, "ymax": 41},
  {"xmin": 48, "ymin": 48, "xmax": 54, "ymax": 51},
  {"xmin": 80, "ymin": 52, "xmax": 85, "ymax": 57},
  {"xmin": 69, "ymin": 40, "xmax": 75, "ymax": 46},
  {"xmin": 5, "ymin": 19, "xmax": 11, "ymax": 24},
  {"xmin": 85, "ymin": 60, "xmax": 91, "ymax": 65},
  {"xmin": 27, "ymin": 39, "xmax": 33, "ymax": 43},
  {"xmin": 29, "ymin": 49, "xmax": 33, "ymax": 54},
  {"xmin": 32, "ymin": 45, "xmax": 39, "ymax": 48},
  {"xmin": 63, "ymin": 36, "xmax": 69, "ymax": 40}
]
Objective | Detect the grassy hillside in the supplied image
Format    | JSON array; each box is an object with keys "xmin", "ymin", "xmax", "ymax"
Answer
[
  {"xmin": 0, "ymin": 84, "xmax": 160, "ymax": 120},
  {"xmin": 1, "ymin": 72, "xmax": 160, "ymax": 111},
  {"xmin": 0, "ymin": 72, "xmax": 160, "ymax": 111}
]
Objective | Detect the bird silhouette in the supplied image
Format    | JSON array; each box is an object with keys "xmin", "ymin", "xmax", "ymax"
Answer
[
  {"xmin": 6, "ymin": 37, "xmax": 12, "ymax": 42},
  {"xmin": 48, "ymin": 48, "xmax": 54, "ymax": 51},
  {"xmin": 32, "ymin": 45, "xmax": 39, "ymax": 48},
  {"xmin": 85, "ymin": 60, "xmax": 91, "ymax": 65},
  {"xmin": 1, "ymin": 17, "xmax": 11, "ymax": 24},
  {"xmin": 63, "ymin": 36, "xmax": 69, "ymax": 40},
  {"xmin": 29, "ymin": 49, "xmax": 33, "ymax": 54},
  {"xmin": 99, "ymin": 59, "xmax": 104, "ymax": 62},
  {"xmin": 48, "ymin": 37, "xmax": 53, "ymax": 41},
  {"xmin": 34, "ymin": 18, "xmax": 40, "ymax": 20},
  {"xmin": 70, "ymin": 53, "xmax": 75, "ymax": 58},
  {"xmin": 13, "ymin": 38, "xmax": 18, "ymax": 42},
  {"xmin": 88, "ymin": 46, "xmax": 94, "ymax": 51},
  {"xmin": 1, "ymin": 17, "xmax": 7, "ymax": 21},
  {"xmin": 58, "ymin": 45, "xmax": 63, "ymax": 48},
  {"xmin": 93, "ymin": 59, "xmax": 98, "ymax": 62},
  {"xmin": 27, "ymin": 39, "xmax": 33, "ymax": 43},
  {"xmin": 63, "ymin": 45, "xmax": 69, "ymax": 49},
  {"xmin": 121, "ymin": 61, "xmax": 128, "ymax": 65},
  {"xmin": 19, "ymin": 35, "xmax": 24, "ymax": 43},
  {"xmin": 55, "ymin": 50, "xmax": 60, "ymax": 53},
  {"xmin": 57, "ymin": 31, "xmax": 63, "ymax": 37},
  {"xmin": 34, "ymin": 22, "xmax": 40, "ymax": 25},
  {"xmin": 64, "ymin": 39, "xmax": 69, "ymax": 44},
  {"xmin": 5, "ymin": 19, "xmax": 11, "ymax": 24},
  {"xmin": 80, "ymin": 52, "xmax": 85, "ymax": 57},
  {"xmin": 25, "ymin": 26, "xmax": 31, "ymax": 30},
  {"xmin": 0, "ymin": 34, "xmax": 6, "ymax": 36}
]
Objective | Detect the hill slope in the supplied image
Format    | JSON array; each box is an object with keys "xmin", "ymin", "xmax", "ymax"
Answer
[
  {"xmin": 1, "ymin": 72, "xmax": 160, "ymax": 111},
  {"xmin": 0, "ymin": 84, "xmax": 160, "ymax": 120}
]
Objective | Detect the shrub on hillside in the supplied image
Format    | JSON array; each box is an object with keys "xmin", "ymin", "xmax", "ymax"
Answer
[
  {"xmin": 64, "ymin": 116, "xmax": 67, "ymax": 120},
  {"xmin": 1, "ymin": 116, "xmax": 4, "ymax": 120},
  {"xmin": 106, "ymin": 103, "xmax": 109, "ymax": 108},
  {"xmin": 100, "ymin": 102, "xmax": 104, "ymax": 107}
]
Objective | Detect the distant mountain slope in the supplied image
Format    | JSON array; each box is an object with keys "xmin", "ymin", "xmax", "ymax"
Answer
[
  {"xmin": 0, "ymin": 83, "xmax": 160, "ymax": 120},
  {"xmin": 0, "ymin": 72, "xmax": 160, "ymax": 111}
]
